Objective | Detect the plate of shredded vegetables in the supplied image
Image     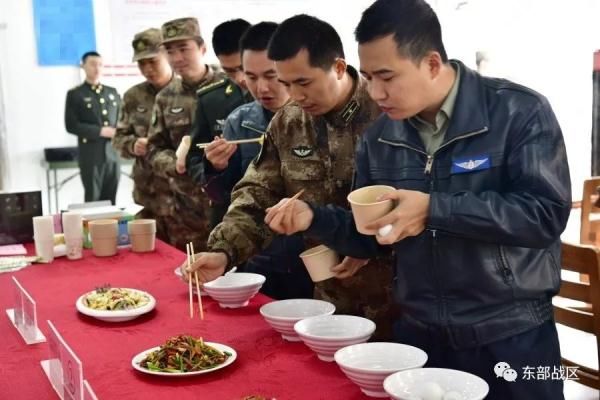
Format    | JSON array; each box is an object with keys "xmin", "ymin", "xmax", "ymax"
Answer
[
  {"xmin": 76, "ymin": 285, "xmax": 156, "ymax": 322},
  {"xmin": 132, "ymin": 335, "xmax": 237, "ymax": 376}
]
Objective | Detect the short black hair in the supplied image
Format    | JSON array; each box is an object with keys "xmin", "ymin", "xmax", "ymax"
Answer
[
  {"xmin": 212, "ymin": 19, "xmax": 251, "ymax": 56},
  {"xmin": 239, "ymin": 22, "xmax": 278, "ymax": 54},
  {"xmin": 268, "ymin": 14, "xmax": 344, "ymax": 70},
  {"xmin": 355, "ymin": 0, "xmax": 447, "ymax": 63},
  {"xmin": 81, "ymin": 51, "xmax": 101, "ymax": 63}
]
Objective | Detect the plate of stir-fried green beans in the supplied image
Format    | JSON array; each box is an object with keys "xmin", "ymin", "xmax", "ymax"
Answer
[{"xmin": 132, "ymin": 335, "xmax": 237, "ymax": 376}]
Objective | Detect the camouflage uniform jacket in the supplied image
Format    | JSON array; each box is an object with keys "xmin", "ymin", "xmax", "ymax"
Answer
[
  {"xmin": 208, "ymin": 67, "xmax": 381, "ymax": 263},
  {"xmin": 146, "ymin": 65, "xmax": 224, "ymax": 203},
  {"xmin": 113, "ymin": 80, "xmax": 173, "ymax": 216},
  {"xmin": 208, "ymin": 68, "xmax": 395, "ymax": 338}
]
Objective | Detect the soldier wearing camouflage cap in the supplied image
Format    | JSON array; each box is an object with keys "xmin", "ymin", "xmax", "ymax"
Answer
[
  {"xmin": 146, "ymin": 17, "xmax": 225, "ymax": 251},
  {"xmin": 113, "ymin": 28, "xmax": 173, "ymax": 242}
]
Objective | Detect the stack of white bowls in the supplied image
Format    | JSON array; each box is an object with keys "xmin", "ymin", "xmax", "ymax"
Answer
[
  {"xmin": 294, "ymin": 315, "xmax": 375, "ymax": 361},
  {"xmin": 202, "ymin": 272, "xmax": 265, "ymax": 308},
  {"xmin": 260, "ymin": 299, "xmax": 336, "ymax": 341},
  {"xmin": 334, "ymin": 342, "xmax": 427, "ymax": 398}
]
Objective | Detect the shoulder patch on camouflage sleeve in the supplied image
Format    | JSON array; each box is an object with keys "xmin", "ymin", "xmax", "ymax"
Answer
[
  {"xmin": 253, "ymin": 132, "xmax": 271, "ymax": 166},
  {"xmin": 196, "ymin": 79, "xmax": 227, "ymax": 97}
]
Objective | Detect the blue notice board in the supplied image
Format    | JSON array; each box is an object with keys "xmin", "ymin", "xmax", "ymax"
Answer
[{"xmin": 33, "ymin": 0, "xmax": 97, "ymax": 66}]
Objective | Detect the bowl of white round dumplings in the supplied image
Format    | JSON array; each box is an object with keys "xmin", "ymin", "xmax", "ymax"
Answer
[{"xmin": 383, "ymin": 368, "xmax": 489, "ymax": 400}]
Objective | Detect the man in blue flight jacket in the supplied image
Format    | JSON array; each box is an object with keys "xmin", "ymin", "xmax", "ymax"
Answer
[{"xmin": 264, "ymin": 0, "xmax": 571, "ymax": 398}]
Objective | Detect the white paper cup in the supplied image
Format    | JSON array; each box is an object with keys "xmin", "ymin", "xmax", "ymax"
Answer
[
  {"xmin": 300, "ymin": 245, "xmax": 339, "ymax": 282},
  {"xmin": 347, "ymin": 185, "xmax": 396, "ymax": 235},
  {"xmin": 33, "ymin": 216, "xmax": 54, "ymax": 240},
  {"xmin": 34, "ymin": 238, "xmax": 54, "ymax": 262},
  {"xmin": 62, "ymin": 212, "xmax": 83, "ymax": 238},
  {"xmin": 65, "ymin": 237, "xmax": 83, "ymax": 260}
]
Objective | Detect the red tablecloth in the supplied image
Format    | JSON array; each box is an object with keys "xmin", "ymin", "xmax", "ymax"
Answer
[{"xmin": 0, "ymin": 240, "xmax": 371, "ymax": 400}]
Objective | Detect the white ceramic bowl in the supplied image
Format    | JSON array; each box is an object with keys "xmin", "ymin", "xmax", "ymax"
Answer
[
  {"xmin": 334, "ymin": 342, "xmax": 428, "ymax": 398},
  {"xmin": 294, "ymin": 315, "xmax": 376, "ymax": 362},
  {"xmin": 202, "ymin": 272, "xmax": 265, "ymax": 308},
  {"xmin": 173, "ymin": 267, "xmax": 205, "ymax": 295},
  {"xmin": 383, "ymin": 368, "xmax": 489, "ymax": 400},
  {"xmin": 75, "ymin": 288, "xmax": 156, "ymax": 322},
  {"xmin": 260, "ymin": 299, "xmax": 336, "ymax": 341}
]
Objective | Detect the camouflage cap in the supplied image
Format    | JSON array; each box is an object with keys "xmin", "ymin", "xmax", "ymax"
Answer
[
  {"xmin": 161, "ymin": 17, "xmax": 203, "ymax": 45},
  {"xmin": 131, "ymin": 28, "xmax": 163, "ymax": 62}
]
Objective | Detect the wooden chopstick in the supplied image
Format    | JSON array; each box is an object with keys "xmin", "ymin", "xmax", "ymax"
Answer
[
  {"xmin": 190, "ymin": 242, "xmax": 204, "ymax": 320},
  {"xmin": 280, "ymin": 189, "xmax": 305, "ymax": 210},
  {"xmin": 186, "ymin": 243, "xmax": 193, "ymax": 318},
  {"xmin": 196, "ymin": 136, "xmax": 264, "ymax": 149}
]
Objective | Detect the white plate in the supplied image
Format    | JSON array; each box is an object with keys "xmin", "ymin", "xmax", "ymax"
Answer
[
  {"xmin": 131, "ymin": 342, "xmax": 237, "ymax": 377},
  {"xmin": 76, "ymin": 288, "xmax": 156, "ymax": 322},
  {"xmin": 174, "ymin": 267, "xmax": 204, "ymax": 295}
]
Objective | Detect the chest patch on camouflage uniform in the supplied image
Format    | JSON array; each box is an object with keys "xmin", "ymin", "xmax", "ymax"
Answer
[
  {"xmin": 136, "ymin": 105, "xmax": 147, "ymax": 113},
  {"xmin": 291, "ymin": 146, "xmax": 313, "ymax": 158},
  {"xmin": 170, "ymin": 107, "xmax": 184, "ymax": 114},
  {"xmin": 151, "ymin": 111, "xmax": 157, "ymax": 126}
]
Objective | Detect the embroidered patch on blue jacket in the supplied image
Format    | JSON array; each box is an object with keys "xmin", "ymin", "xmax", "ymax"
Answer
[{"xmin": 451, "ymin": 154, "xmax": 490, "ymax": 174}]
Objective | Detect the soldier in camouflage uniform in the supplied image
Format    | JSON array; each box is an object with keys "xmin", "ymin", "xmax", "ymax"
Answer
[
  {"xmin": 146, "ymin": 17, "xmax": 225, "ymax": 251},
  {"xmin": 183, "ymin": 15, "xmax": 394, "ymax": 340},
  {"xmin": 186, "ymin": 19, "xmax": 254, "ymax": 229},
  {"xmin": 112, "ymin": 28, "xmax": 173, "ymax": 242}
]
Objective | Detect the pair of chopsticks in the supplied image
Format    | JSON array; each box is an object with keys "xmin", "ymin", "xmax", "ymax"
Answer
[
  {"xmin": 196, "ymin": 135, "xmax": 264, "ymax": 149},
  {"xmin": 186, "ymin": 242, "xmax": 204, "ymax": 320}
]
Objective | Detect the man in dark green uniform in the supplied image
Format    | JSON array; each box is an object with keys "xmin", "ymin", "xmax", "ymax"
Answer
[
  {"xmin": 186, "ymin": 19, "xmax": 253, "ymax": 228},
  {"xmin": 65, "ymin": 51, "xmax": 121, "ymax": 204}
]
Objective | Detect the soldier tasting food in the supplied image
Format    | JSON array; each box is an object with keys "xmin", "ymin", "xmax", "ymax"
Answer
[
  {"xmin": 139, "ymin": 335, "xmax": 231, "ymax": 373},
  {"xmin": 83, "ymin": 286, "xmax": 150, "ymax": 311}
]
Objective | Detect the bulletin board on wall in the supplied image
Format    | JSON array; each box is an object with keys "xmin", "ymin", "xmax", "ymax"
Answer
[{"xmin": 32, "ymin": 0, "xmax": 97, "ymax": 65}]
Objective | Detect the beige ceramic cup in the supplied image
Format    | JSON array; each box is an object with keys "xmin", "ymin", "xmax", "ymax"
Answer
[
  {"xmin": 128, "ymin": 219, "xmax": 156, "ymax": 253},
  {"xmin": 347, "ymin": 185, "xmax": 396, "ymax": 235},
  {"xmin": 299, "ymin": 245, "xmax": 339, "ymax": 282},
  {"xmin": 89, "ymin": 219, "xmax": 118, "ymax": 257}
]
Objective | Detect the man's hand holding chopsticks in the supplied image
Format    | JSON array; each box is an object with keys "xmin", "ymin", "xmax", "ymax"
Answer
[
  {"xmin": 264, "ymin": 195, "xmax": 313, "ymax": 235},
  {"xmin": 205, "ymin": 136, "xmax": 237, "ymax": 171},
  {"xmin": 180, "ymin": 252, "xmax": 228, "ymax": 284}
]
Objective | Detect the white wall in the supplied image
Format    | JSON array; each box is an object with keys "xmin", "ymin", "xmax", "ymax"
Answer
[
  {"xmin": 0, "ymin": 0, "xmax": 134, "ymax": 214},
  {"xmin": 0, "ymin": 0, "xmax": 597, "ymax": 213}
]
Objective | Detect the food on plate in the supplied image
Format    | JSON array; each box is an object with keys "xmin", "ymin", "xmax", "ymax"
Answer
[
  {"xmin": 83, "ymin": 286, "xmax": 150, "ymax": 311},
  {"xmin": 139, "ymin": 335, "xmax": 232, "ymax": 373}
]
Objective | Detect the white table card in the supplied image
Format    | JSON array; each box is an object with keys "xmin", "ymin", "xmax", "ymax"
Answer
[
  {"xmin": 5, "ymin": 276, "xmax": 46, "ymax": 344},
  {"xmin": 41, "ymin": 320, "xmax": 84, "ymax": 400},
  {"xmin": 83, "ymin": 380, "xmax": 98, "ymax": 400}
]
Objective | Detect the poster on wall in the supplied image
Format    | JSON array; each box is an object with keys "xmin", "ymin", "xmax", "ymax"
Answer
[{"xmin": 33, "ymin": 0, "xmax": 97, "ymax": 65}]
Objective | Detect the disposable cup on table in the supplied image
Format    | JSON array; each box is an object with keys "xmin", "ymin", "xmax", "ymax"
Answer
[
  {"xmin": 89, "ymin": 220, "xmax": 118, "ymax": 257},
  {"xmin": 128, "ymin": 220, "xmax": 156, "ymax": 253}
]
